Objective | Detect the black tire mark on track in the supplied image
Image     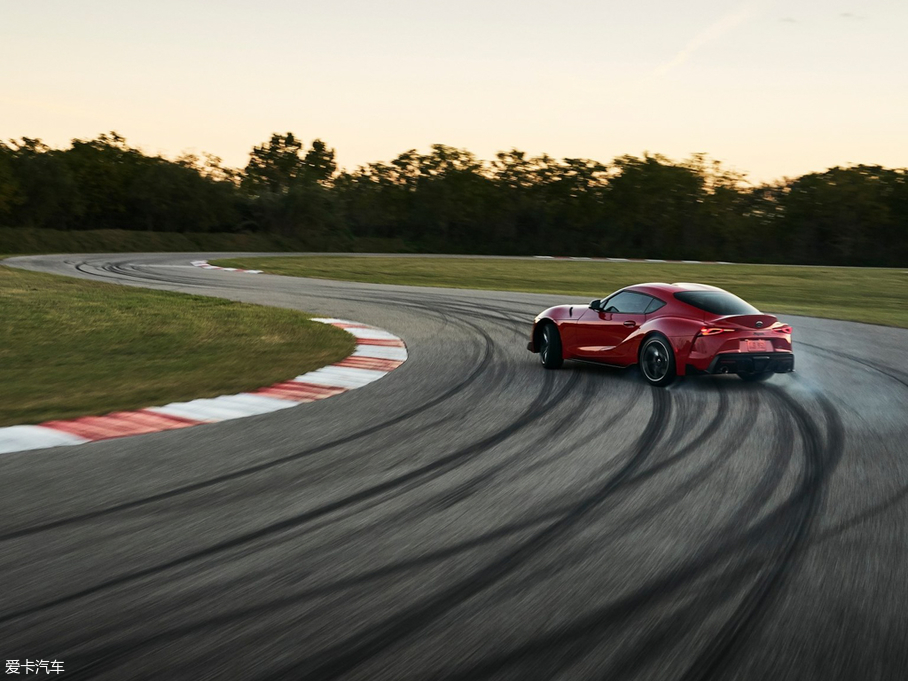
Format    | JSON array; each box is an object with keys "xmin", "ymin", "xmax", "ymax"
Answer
[
  {"xmin": 6, "ymin": 255, "xmax": 867, "ymax": 681},
  {"xmin": 260, "ymin": 389, "xmax": 672, "ymax": 681},
  {"xmin": 421, "ymin": 388, "xmax": 843, "ymax": 681},
  {"xmin": 483, "ymin": 385, "xmax": 754, "ymax": 621},
  {"xmin": 0, "ymin": 307, "xmax": 498, "ymax": 542},
  {"xmin": 59, "ymin": 513, "xmax": 572, "ymax": 678},
  {"xmin": 678, "ymin": 387, "xmax": 844, "ymax": 681},
  {"xmin": 52, "ymin": 377, "xmax": 650, "ymax": 676},
  {"xmin": 797, "ymin": 341, "xmax": 908, "ymax": 390},
  {"xmin": 0, "ymin": 367, "xmax": 581, "ymax": 626}
]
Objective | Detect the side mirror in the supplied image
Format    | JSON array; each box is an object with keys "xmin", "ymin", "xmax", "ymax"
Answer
[{"xmin": 589, "ymin": 299, "xmax": 602, "ymax": 311}]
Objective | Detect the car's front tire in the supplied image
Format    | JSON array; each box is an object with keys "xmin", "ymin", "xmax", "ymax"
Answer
[
  {"xmin": 538, "ymin": 323, "xmax": 564, "ymax": 369},
  {"xmin": 639, "ymin": 335, "xmax": 676, "ymax": 387}
]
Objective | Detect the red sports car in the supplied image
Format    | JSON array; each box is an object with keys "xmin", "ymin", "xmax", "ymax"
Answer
[{"xmin": 527, "ymin": 283, "xmax": 794, "ymax": 386}]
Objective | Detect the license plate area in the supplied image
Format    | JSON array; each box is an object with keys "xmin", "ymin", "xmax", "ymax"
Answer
[{"xmin": 742, "ymin": 339, "xmax": 771, "ymax": 352}]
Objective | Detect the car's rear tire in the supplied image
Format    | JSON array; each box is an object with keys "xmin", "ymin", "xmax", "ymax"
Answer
[
  {"xmin": 538, "ymin": 323, "xmax": 564, "ymax": 369},
  {"xmin": 639, "ymin": 335, "xmax": 676, "ymax": 387},
  {"xmin": 738, "ymin": 372, "xmax": 772, "ymax": 382}
]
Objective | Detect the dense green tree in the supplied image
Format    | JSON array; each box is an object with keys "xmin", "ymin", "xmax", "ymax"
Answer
[
  {"xmin": 241, "ymin": 134, "xmax": 345, "ymax": 245},
  {"xmin": 2, "ymin": 131, "xmax": 906, "ymax": 266},
  {"xmin": 4, "ymin": 138, "xmax": 83, "ymax": 230},
  {"xmin": 243, "ymin": 132, "xmax": 303, "ymax": 194},
  {"xmin": 603, "ymin": 154, "xmax": 706, "ymax": 259},
  {"xmin": 303, "ymin": 140, "xmax": 337, "ymax": 185},
  {"xmin": 0, "ymin": 142, "xmax": 23, "ymax": 224},
  {"xmin": 773, "ymin": 165, "xmax": 903, "ymax": 266}
]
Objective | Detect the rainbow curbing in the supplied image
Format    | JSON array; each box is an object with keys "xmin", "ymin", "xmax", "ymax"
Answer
[{"xmin": 0, "ymin": 318, "xmax": 407, "ymax": 455}]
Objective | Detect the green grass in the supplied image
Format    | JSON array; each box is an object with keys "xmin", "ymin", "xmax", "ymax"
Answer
[
  {"xmin": 0, "ymin": 226, "xmax": 320, "ymax": 255},
  {"xmin": 0, "ymin": 227, "xmax": 408, "ymax": 256},
  {"xmin": 0, "ymin": 265, "xmax": 355, "ymax": 427},
  {"xmin": 212, "ymin": 255, "xmax": 908, "ymax": 329}
]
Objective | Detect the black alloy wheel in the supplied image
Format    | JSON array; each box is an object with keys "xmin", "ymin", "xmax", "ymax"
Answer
[
  {"xmin": 539, "ymin": 323, "xmax": 564, "ymax": 369},
  {"xmin": 639, "ymin": 335, "xmax": 676, "ymax": 387}
]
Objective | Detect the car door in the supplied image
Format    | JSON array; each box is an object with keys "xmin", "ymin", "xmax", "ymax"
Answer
[{"xmin": 573, "ymin": 291, "xmax": 651, "ymax": 362}]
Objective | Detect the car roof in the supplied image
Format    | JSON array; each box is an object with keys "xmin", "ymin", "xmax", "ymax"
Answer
[{"xmin": 622, "ymin": 282, "xmax": 726, "ymax": 297}]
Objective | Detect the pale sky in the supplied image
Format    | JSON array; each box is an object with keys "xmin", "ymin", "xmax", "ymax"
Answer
[{"xmin": 2, "ymin": 0, "xmax": 906, "ymax": 182}]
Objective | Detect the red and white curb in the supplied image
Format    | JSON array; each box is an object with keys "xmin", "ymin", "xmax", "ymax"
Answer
[
  {"xmin": 190, "ymin": 259, "xmax": 262, "ymax": 274},
  {"xmin": 0, "ymin": 319, "xmax": 406, "ymax": 455}
]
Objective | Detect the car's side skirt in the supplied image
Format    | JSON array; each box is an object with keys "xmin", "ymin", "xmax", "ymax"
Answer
[{"xmin": 570, "ymin": 358, "xmax": 634, "ymax": 371}]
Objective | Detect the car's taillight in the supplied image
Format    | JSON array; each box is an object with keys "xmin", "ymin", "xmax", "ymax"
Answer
[
  {"xmin": 699, "ymin": 327, "xmax": 735, "ymax": 336},
  {"xmin": 773, "ymin": 325, "xmax": 792, "ymax": 334}
]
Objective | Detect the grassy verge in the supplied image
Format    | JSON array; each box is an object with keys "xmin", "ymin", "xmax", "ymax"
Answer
[
  {"xmin": 0, "ymin": 227, "xmax": 409, "ymax": 255},
  {"xmin": 0, "ymin": 265, "xmax": 355, "ymax": 427},
  {"xmin": 212, "ymin": 256, "xmax": 908, "ymax": 329},
  {"xmin": 0, "ymin": 227, "xmax": 322, "ymax": 255}
]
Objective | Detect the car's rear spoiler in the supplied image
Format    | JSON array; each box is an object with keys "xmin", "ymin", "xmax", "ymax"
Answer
[{"xmin": 715, "ymin": 313, "xmax": 778, "ymax": 329}]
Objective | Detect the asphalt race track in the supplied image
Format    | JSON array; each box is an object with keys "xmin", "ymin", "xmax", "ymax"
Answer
[{"xmin": 3, "ymin": 253, "xmax": 907, "ymax": 681}]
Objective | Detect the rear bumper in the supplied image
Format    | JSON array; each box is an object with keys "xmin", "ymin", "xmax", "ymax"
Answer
[{"xmin": 687, "ymin": 352, "xmax": 795, "ymax": 375}]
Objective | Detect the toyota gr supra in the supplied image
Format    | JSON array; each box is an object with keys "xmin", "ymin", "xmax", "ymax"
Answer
[{"xmin": 527, "ymin": 283, "xmax": 794, "ymax": 386}]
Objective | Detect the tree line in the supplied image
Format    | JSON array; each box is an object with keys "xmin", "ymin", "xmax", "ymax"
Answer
[{"xmin": 1, "ymin": 132, "xmax": 905, "ymax": 266}]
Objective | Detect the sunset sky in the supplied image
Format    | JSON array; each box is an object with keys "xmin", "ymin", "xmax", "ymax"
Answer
[{"xmin": 2, "ymin": 0, "xmax": 906, "ymax": 182}]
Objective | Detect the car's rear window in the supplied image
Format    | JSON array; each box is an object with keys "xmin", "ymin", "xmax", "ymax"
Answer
[{"xmin": 674, "ymin": 291, "xmax": 759, "ymax": 315}]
